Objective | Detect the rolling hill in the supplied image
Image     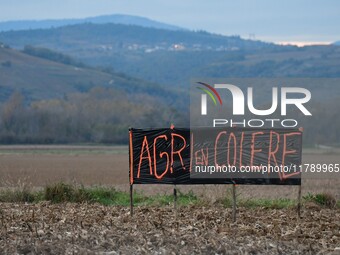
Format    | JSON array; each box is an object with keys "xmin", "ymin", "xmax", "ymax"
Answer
[
  {"xmin": 1, "ymin": 22, "xmax": 339, "ymax": 90},
  {"xmin": 0, "ymin": 22, "xmax": 273, "ymax": 53},
  {"xmin": 0, "ymin": 45, "xmax": 182, "ymax": 104},
  {"xmin": 0, "ymin": 46, "xmax": 188, "ymax": 143},
  {"xmin": 0, "ymin": 22, "xmax": 283, "ymax": 87}
]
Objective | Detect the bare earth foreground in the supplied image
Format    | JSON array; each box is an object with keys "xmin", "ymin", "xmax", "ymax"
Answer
[{"xmin": 0, "ymin": 202, "xmax": 339, "ymax": 254}]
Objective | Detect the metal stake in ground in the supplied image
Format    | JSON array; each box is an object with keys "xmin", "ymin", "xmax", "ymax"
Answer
[
  {"xmin": 232, "ymin": 183, "xmax": 237, "ymax": 222},
  {"xmin": 174, "ymin": 184, "xmax": 177, "ymax": 218},
  {"xmin": 297, "ymin": 127, "xmax": 303, "ymax": 219},
  {"xmin": 297, "ymin": 184, "xmax": 302, "ymax": 218}
]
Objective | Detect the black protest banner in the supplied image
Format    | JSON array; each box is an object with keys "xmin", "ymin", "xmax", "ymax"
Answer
[{"xmin": 129, "ymin": 127, "xmax": 302, "ymax": 185}]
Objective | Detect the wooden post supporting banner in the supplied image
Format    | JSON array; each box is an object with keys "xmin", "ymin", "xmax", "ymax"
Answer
[
  {"xmin": 128, "ymin": 128, "xmax": 134, "ymax": 217},
  {"xmin": 232, "ymin": 184, "xmax": 237, "ymax": 222},
  {"xmin": 130, "ymin": 184, "xmax": 133, "ymax": 216},
  {"xmin": 297, "ymin": 184, "xmax": 302, "ymax": 218}
]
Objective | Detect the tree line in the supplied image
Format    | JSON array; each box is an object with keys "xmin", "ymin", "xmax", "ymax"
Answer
[
  {"xmin": 0, "ymin": 88, "xmax": 186, "ymax": 144},
  {"xmin": 0, "ymin": 88, "xmax": 338, "ymax": 146}
]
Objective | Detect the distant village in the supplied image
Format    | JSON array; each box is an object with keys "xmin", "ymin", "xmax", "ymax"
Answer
[{"xmin": 98, "ymin": 42, "xmax": 240, "ymax": 53}]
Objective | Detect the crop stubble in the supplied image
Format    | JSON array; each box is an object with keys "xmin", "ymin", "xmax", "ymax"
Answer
[{"xmin": 0, "ymin": 202, "xmax": 339, "ymax": 254}]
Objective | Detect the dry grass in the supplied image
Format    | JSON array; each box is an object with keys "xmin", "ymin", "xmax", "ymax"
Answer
[
  {"xmin": 0, "ymin": 146, "xmax": 127, "ymax": 187},
  {"xmin": 0, "ymin": 145, "xmax": 339, "ymax": 202}
]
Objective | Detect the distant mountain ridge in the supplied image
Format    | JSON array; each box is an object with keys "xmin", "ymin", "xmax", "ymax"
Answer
[
  {"xmin": 0, "ymin": 22, "xmax": 274, "ymax": 53},
  {"xmin": 0, "ymin": 14, "xmax": 184, "ymax": 32},
  {"xmin": 1, "ymin": 21, "xmax": 339, "ymax": 92}
]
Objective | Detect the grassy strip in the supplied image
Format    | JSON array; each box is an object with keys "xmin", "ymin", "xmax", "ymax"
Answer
[
  {"xmin": 44, "ymin": 183, "xmax": 199, "ymax": 206},
  {"xmin": 0, "ymin": 183, "xmax": 199, "ymax": 206},
  {"xmin": 0, "ymin": 182, "xmax": 338, "ymax": 209}
]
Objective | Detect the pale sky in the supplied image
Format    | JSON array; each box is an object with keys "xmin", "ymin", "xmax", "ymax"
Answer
[{"xmin": 0, "ymin": 0, "xmax": 339, "ymax": 43}]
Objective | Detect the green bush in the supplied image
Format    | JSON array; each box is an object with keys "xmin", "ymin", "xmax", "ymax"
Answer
[
  {"xmin": 44, "ymin": 182, "xmax": 90, "ymax": 203},
  {"xmin": 303, "ymin": 192, "xmax": 337, "ymax": 208}
]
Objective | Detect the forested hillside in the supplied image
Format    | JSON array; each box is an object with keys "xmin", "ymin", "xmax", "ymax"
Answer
[
  {"xmin": 0, "ymin": 23, "xmax": 339, "ymax": 89},
  {"xmin": 0, "ymin": 46, "xmax": 187, "ymax": 143}
]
